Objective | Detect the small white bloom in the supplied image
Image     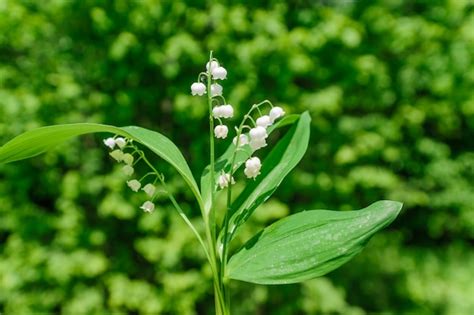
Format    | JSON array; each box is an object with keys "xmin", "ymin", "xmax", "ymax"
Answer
[
  {"xmin": 109, "ymin": 150, "xmax": 124, "ymax": 162},
  {"xmin": 212, "ymin": 66, "xmax": 227, "ymax": 80},
  {"xmin": 142, "ymin": 183, "xmax": 156, "ymax": 197},
  {"xmin": 269, "ymin": 106, "xmax": 285, "ymax": 122},
  {"xmin": 206, "ymin": 60, "xmax": 219, "ymax": 72},
  {"xmin": 244, "ymin": 157, "xmax": 262, "ymax": 179},
  {"xmin": 213, "ymin": 105, "xmax": 233, "ymax": 119},
  {"xmin": 249, "ymin": 126, "xmax": 268, "ymax": 141},
  {"xmin": 122, "ymin": 165, "xmax": 134, "ymax": 176},
  {"xmin": 217, "ymin": 173, "xmax": 235, "ymax": 189},
  {"xmin": 256, "ymin": 115, "xmax": 272, "ymax": 128},
  {"xmin": 210, "ymin": 83, "xmax": 223, "ymax": 97},
  {"xmin": 115, "ymin": 137, "xmax": 126, "ymax": 149},
  {"xmin": 233, "ymin": 134, "xmax": 249, "ymax": 147},
  {"xmin": 140, "ymin": 201, "xmax": 155, "ymax": 213},
  {"xmin": 214, "ymin": 125, "xmax": 228, "ymax": 139},
  {"xmin": 103, "ymin": 137, "xmax": 116, "ymax": 149},
  {"xmin": 191, "ymin": 82, "xmax": 206, "ymax": 96},
  {"xmin": 127, "ymin": 179, "xmax": 141, "ymax": 192},
  {"xmin": 122, "ymin": 153, "xmax": 134, "ymax": 165},
  {"xmin": 249, "ymin": 138, "xmax": 267, "ymax": 150}
]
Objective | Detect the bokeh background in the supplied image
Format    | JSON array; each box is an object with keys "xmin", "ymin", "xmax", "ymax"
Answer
[{"xmin": 1, "ymin": 0, "xmax": 473, "ymax": 314}]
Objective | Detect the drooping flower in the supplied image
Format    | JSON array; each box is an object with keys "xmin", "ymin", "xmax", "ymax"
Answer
[
  {"xmin": 109, "ymin": 150, "xmax": 124, "ymax": 162},
  {"xmin": 122, "ymin": 153, "xmax": 134, "ymax": 165},
  {"xmin": 140, "ymin": 201, "xmax": 155, "ymax": 213},
  {"xmin": 206, "ymin": 60, "xmax": 219, "ymax": 72},
  {"xmin": 256, "ymin": 115, "xmax": 272, "ymax": 128},
  {"xmin": 210, "ymin": 83, "xmax": 223, "ymax": 97},
  {"xmin": 127, "ymin": 179, "xmax": 141, "ymax": 192},
  {"xmin": 115, "ymin": 137, "xmax": 127, "ymax": 149},
  {"xmin": 213, "ymin": 105, "xmax": 234, "ymax": 119},
  {"xmin": 103, "ymin": 137, "xmax": 116, "ymax": 149},
  {"xmin": 249, "ymin": 138, "xmax": 267, "ymax": 150},
  {"xmin": 191, "ymin": 82, "xmax": 206, "ymax": 96},
  {"xmin": 142, "ymin": 183, "xmax": 156, "ymax": 197},
  {"xmin": 233, "ymin": 134, "xmax": 249, "ymax": 147},
  {"xmin": 249, "ymin": 126, "xmax": 268, "ymax": 141},
  {"xmin": 244, "ymin": 157, "xmax": 262, "ymax": 179},
  {"xmin": 269, "ymin": 106, "xmax": 285, "ymax": 122},
  {"xmin": 217, "ymin": 173, "xmax": 235, "ymax": 189},
  {"xmin": 212, "ymin": 66, "xmax": 227, "ymax": 80},
  {"xmin": 214, "ymin": 125, "xmax": 229, "ymax": 139},
  {"xmin": 122, "ymin": 165, "xmax": 134, "ymax": 176}
]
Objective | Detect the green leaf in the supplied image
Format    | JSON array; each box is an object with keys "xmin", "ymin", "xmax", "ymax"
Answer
[
  {"xmin": 222, "ymin": 112, "xmax": 311, "ymax": 242},
  {"xmin": 226, "ymin": 200, "xmax": 403, "ymax": 285},
  {"xmin": 200, "ymin": 114, "xmax": 299, "ymax": 213},
  {"xmin": 0, "ymin": 123, "xmax": 203, "ymax": 210}
]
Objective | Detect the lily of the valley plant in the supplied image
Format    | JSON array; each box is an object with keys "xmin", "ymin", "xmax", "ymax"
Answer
[{"xmin": 0, "ymin": 52, "xmax": 402, "ymax": 314}]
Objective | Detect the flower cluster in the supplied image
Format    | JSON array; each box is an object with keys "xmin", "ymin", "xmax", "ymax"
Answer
[
  {"xmin": 103, "ymin": 136, "xmax": 157, "ymax": 213},
  {"xmin": 191, "ymin": 57, "xmax": 286, "ymax": 187}
]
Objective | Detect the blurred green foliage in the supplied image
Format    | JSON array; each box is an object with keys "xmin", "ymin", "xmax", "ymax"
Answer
[{"xmin": 1, "ymin": 0, "xmax": 473, "ymax": 314}]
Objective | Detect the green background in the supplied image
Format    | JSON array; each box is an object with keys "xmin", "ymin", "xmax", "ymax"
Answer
[{"xmin": 1, "ymin": 0, "xmax": 473, "ymax": 314}]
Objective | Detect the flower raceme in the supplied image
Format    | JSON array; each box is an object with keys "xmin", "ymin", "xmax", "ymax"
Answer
[
  {"xmin": 103, "ymin": 136, "xmax": 157, "ymax": 213},
  {"xmin": 190, "ymin": 56, "xmax": 285, "ymax": 185}
]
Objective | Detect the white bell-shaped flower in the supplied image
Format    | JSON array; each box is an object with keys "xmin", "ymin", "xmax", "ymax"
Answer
[
  {"xmin": 212, "ymin": 66, "xmax": 227, "ymax": 80},
  {"xmin": 269, "ymin": 106, "xmax": 285, "ymax": 122},
  {"xmin": 214, "ymin": 105, "xmax": 233, "ymax": 118},
  {"xmin": 142, "ymin": 183, "xmax": 156, "ymax": 197},
  {"xmin": 244, "ymin": 157, "xmax": 262, "ymax": 179},
  {"xmin": 122, "ymin": 165, "xmax": 134, "ymax": 176},
  {"xmin": 109, "ymin": 150, "xmax": 124, "ymax": 162},
  {"xmin": 140, "ymin": 201, "xmax": 155, "ymax": 213},
  {"xmin": 206, "ymin": 60, "xmax": 219, "ymax": 72},
  {"xmin": 210, "ymin": 83, "xmax": 223, "ymax": 97},
  {"xmin": 214, "ymin": 125, "xmax": 228, "ymax": 139},
  {"xmin": 115, "ymin": 137, "xmax": 126, "ymax": 149},
  {"xmin": 217, "ymin": 173, "xmax": 235, "ymax": 189},
  {"xmin": 249, "ymin": 126, "xmax": 268, "ymax": 141},
  {"xmin": 127, "ymin": 179, "xmax": 141, "ymax": 192},
  {"xmin": 122, "ymin": 153, "xmax": 134, "ymax": 165},
  {"xmin": 250, "ymin": 138, "xmax": 267, "ymax": 150},
  {"xmin": 103, "ymin": 137, "xmax": 116, "ymax": 149},
  {"xmin": 233, "ymin": 134, "xmax": 249, "ymax": 147},
  {"xmin": 191, "ymin": 82, "xmax": 206, "ymax": 96},
  {"xmin": 256, "ymin": 115, "xmax": 272, "ymax": 128}
]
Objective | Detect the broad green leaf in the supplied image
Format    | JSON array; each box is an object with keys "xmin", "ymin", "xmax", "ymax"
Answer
[
  {"xmin": 221, "ymin": 112, "xmax": 311, "ymax": 242},
  {"xmin": 226, "ymin": 200, "xmax": 402, "ymax": 285},
  {"xmin": 0, "ymin": 123, "xmax": 203, "ymax": 210},
  {"xmin": 200, "ymin": 114, "xmax": 299, "ymax": 213}
]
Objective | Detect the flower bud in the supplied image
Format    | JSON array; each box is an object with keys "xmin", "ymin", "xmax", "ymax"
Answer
[
  {"xmin": 214, "ymin": 125, "xmax": 228, "ymax": 139},
  {"xmin": 244, "ymin": 157, "xmax": 262, "ymax": 179},
  {"xmin": 269, "ymin": 106, "xmax": 285, "ymax": 122},
  {"xmin": 122, "ymin": 165, "xmax": 134, "ymax": 176},
  {"xmin": 142, "ymin": 183, "xmax": 156, "ymax": 197},
  {"xmin": 109, "ymin": 150, "xmax": 124, "ymax": 162},
  {"xmin": 140, "ymin": 201, "xmax": 155, "ymax": 213},
  {"xmin": 210, "ymin": 83, "xmax": 223, "ymax": 97},
  {"xmin": 233, "ymin": 134, "xmax": 249, "ymax": 147},
  {"xmin": 103, "ymin": 137, "xmax": 116, "ymax": 149},
  {"xmin": 249, "ymin": 126, "xmax": 268, "ymax": 141},
  {"xmin": 218, "ymin": 173, "xmax": 235, "ymax": 189},
  {"xmin": 122, "ymin": 153, "xmax": 134, "ymax": 165},
  {"xmin": 191, "ymin": 82, "xmax": 206, "ymax": 96},
  {"xmin": 206, "ymin": 60, "xmax": 219, "ymax": 72},
  {"xmin": 127, "ymin": 179, "xmax": 141, "ymax": 192},
  {"xmin": 212, "ymin": 66, "xmax": 227, "ymax": 80},
  {"xmin": 115, "ymin": 137, "xmax": 126, "ymax": 149},
  {"xmin": 256, "ymin": 115, "xmax": 272, "ymax": 128}
]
